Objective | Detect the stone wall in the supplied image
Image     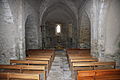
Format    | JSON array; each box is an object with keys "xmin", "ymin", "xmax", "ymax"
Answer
[
  {"xmin": 24, "ymin": 1, "xmax": 39, "ymax": 50},
  {"xmin": 42, "ymin": 22, "xmax": 71, "ymax": 49},
  {"xmin": 79, "ymin": 0, "xmax": 120, "ymax": 67},
  {"xmin": 0, "ymin": 0, "xmax": 22, "ymax": 64},
  {"xmin": 0, "ymin": 0, "xmax": 40, "ymax": 64},
  {"xmin": 79, "ymin": 11, "xmax": 91, "ymax": 48},
  {"xmin": 104, "ymin": 0, "xmax": 120, "ymax": 67}
]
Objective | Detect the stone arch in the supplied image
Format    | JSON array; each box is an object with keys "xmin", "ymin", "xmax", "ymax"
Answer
[
  {"xmin": 79, "ymin": 9, "xmax": 91, "ymax": 49},
  {"xmin": 40, "ymin": 1, "xmax": 77, "ymax": 48},
  {"xmin": 39, "ymin": 0, "xmax": 77, "ymax": 25},
  {"xmin": 25, "ymin": 14, "xmax": 39, "ymax": 51},
  {"xmin": 41, "ymin": 2, "xmax": 76, "ymax": 25}
]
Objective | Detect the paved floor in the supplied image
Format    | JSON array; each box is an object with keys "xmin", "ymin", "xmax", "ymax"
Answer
[{"xmin": 47, "ymin": 50, "xmax": 72, "ymax": 80}]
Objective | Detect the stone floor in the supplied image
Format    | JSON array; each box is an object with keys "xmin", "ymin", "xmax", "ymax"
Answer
[{"xmin": 47, "ymin": 50, "xmax": 72, "ymax": 80}]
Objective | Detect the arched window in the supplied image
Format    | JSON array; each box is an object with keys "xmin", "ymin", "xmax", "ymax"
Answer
[{"xmin": 56, "ymin": 24, "xmax": 61, "ymax": 34}]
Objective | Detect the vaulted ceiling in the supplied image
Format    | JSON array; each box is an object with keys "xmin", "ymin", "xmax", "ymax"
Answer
[
  {"xmin": 26, "ymin": 0, "xmax": 85, "ymax": 24},
  {"xmin": 42, "ymin": 2, "xmax": 76, "ymax": 24},
  {"xmin": 70, "ymin": 0, "xmax": 86, "ymax": 9},
  {"xmin": 41, "ymin": 0, "xmax": 85, "ymax": 24}
]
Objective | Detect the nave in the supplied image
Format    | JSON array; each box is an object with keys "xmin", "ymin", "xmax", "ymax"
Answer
[
  {"xmin": 47, "ymin": 51, "xmax": 72, "ymax": 80},
  {"xmin": 0, "ymin": 49, "xmax": 120, "ymax": 80},
  {"xmin": 0, "ymin": 0, "xmax": 120, "ymax": 80}
]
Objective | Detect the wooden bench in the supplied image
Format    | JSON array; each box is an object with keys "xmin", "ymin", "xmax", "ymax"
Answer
[
  {"xmin": 0, "ymin": 65, "xmax": 46, "ymax": 80},
  {"xmin": 26, "ymin": 57, "xmax": 53, "ymax": 73},
  {"xmin": 27, "ymin": 49, "xmax": 55, "ymax": 56},
  {"xmin": 67, "ymin": 52, "xmax": 92, "ymax": 60},
  {"xmin": 67, "ymin": 54, "xmax": 93, "ymax": 62},
  {"xmin": 72, "ymin": 62, "xmax": 116, "ymax": 71},
  {"xmin": 26, "ymin": 52, "xmax": 54, "ymax": 72},
  {"xmin": 69, "ymin": 58, "xmax": 98, "ymax": 72},
  {"xmin": 28, "ymin": 53, "xmax": 54, "ymax": 56},
  {"xmin": 77, "ymin": 69, "xmax": 120, "ymax": 80},
  {"xmin": 67, "ymin": 48, "xmax": 90, "ymax": 54},
  {"xmin": 26, "ymin": 57, "xmax": 51, "ymax": 62},
  {"xmin": 70, "ymin": 58, "xmax": 98, "ymax": 63},
  {"xmin": 10, "ymin": 60, "xmax": 50, "ymax": 73},
  {"xmin": 69, "ymin": 56, "xmax": 96, "ymax": 60},
  {"xmin": 30, "ymin": 55, "xmax": 54, "ymax": 62},
  {"xmin": 68, "ymin": 53, "xmax": 91, "ymax": 57},
  {"xmin": 10, "ymin": 60, "xmax": 48, "ymax": 65},
  {"xmin": 0, "ymin": 72, "xmax": 40, "ymax": 80},
  {"xmin": 27, "ymin": 52, "xmax": 55, "ymax": 62},
  {"xmin": 72, "ymin": 62, "xmax": 116, "ymax": 79}
]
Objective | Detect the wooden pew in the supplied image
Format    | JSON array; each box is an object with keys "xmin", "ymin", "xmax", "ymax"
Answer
[
  {"xmin": 70, "ymin": 58, "xmax": 98, "ymax": 63},
  {"xmin": 67, "ymin": 54, "xmax": 94, "ymax": 62},
  {"xmin": 72, "ymin": 62, "xmax": 116, "ymax": 71},
  {"xmin": 26, "ymin": 57, "xmax": 50, "ymax": 61},
  {"xmin": 26, "ymin": 50, "xmax": 55, "ymax": 73},
  {"xmin": 0, "ymin": 65, "xmax": 46, "ymax": 80},
  {"xmin": 0, "ymin": 72, "xmax": 40, "ymax": 80},
  {"xmin": 67, "ymin": 48, "xmax": 90, "ymax": 54},
  {"xmin": 68, "ymin": 55, "xmax": 96, "ymax": 66},
  {"xmin": 29, "ymin": 54, "xmax": 54, "ymax": 63},
  {"xmin": 69, "ymin": 58, "xmax": 98, "ymax": 73},
  {"xmin": 72, "ymin": 61, "xmax": 116, "ymax": 80},
  {"xmin": 69, "ymin": 56, "xmax": 95, "ymax": 59},
  {"xmin": 28, "ymin": 53, "xmax": 54, "ymax": 56},
  {"xmin": 10, "ymin": 60, "xmax": 48, "ymax": 65},
  {"xmin": 10, "ymin": 60, "xmax": 50, "ymax": 73},
  {"xmin": 77, "ymin": 69, "xmax": 120, "ymax": 80},
  {"xmin": 68, "ymin": 53, "xmax": 91, "ymax": 57},
  {"xmin": 27, "ymin": 51, "xmax": 55, "ymax": 63},
  {"xmin": 27, "ymin": 49, "xmax": 55, "ymax": 53},
  {"xmin": 26, "ymin": 57, "xmax": 52, "ymax": 71},
  {"xmin": 67, "ymin": 52, "xmax": 92, "ymax": 61}
]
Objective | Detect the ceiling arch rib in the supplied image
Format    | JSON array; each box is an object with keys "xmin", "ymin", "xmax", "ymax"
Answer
[{"xmin": 42, "ymin": 2, "xmax": 76, "ymax": 24}]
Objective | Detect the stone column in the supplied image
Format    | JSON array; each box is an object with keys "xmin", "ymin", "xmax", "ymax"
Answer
[
  {"xmin": 97, "ymin": 0, "xmax": 108, "ymax": 61},
  {"xmin": 0, "ymin": 0, "xmax": 18, "ymax": 64}
]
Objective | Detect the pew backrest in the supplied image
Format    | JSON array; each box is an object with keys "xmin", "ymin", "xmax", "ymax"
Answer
[
  {"xmin": 0, "ymin": 65, "xmax": 46, "ymax": 71},
  {"xmin": 0, "ymin": 72, "xmax": 40, "ymax": 80},
  {"xmin": 77, "ymin": 69, "xmax": 120, "ymax": 80},
  {"xmin": 10, "ymin": 60, "xmax": 49, "ymax": 65},
  {"xmin": 26, "ymin": 57, "xmax": 50, "ymax": 61},
  {"xmin": 70, "ymin": 58, "xmax": 98, "ymax": 63},
  {"xmin": 73, "ymin": 62, "xmax": 116, "ymax": 71}
]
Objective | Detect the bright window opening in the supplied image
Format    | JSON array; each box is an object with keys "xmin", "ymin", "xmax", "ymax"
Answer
[{"xmin": 56, "ymin": 24, "xmax": 61, "ymax": 34}]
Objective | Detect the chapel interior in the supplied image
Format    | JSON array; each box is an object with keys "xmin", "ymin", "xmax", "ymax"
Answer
[{"xmin": 0, "ymin": 0, "xmax": 120, "ymax": 80}]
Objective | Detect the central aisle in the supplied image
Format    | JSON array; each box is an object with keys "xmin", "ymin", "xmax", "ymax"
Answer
[{"xmin": 47, "ymin": 50, "xmax": 72, "ymax": 80}]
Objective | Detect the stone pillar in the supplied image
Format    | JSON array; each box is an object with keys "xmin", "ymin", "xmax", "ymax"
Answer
[
  {"xmin": 18, "ymin": 0, "xmax": 26, "ymax": 60},
  {"xmin": 97, "ymin": 0, "xmax": 110, "ymax": 61},
  {"xmin": 0, "ymin": 0, "xmax": 18, "ymax": 64}
]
